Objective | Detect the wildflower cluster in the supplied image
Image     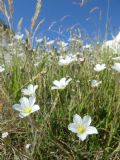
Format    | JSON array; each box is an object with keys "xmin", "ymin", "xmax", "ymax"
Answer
[{"xmin": 13, "ymin": 84, "xmax": 40, "ymax": 118}]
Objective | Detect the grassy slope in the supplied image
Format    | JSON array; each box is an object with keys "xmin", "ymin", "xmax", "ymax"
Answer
[{"xmin": 0, "ymin": 43, "xmax": 120, "ymax": 160}]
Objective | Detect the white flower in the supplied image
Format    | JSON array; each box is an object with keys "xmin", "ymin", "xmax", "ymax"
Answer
[
  {"xmin": 82, "ymin": 44, "xmax": 91, "ymax": 50},
  {"xmin": 58, "ymin": 55, "xmax": 77, "ymax": 66},
  {"xmin": 51, "ymin": 77, "xmax": 72, "ymax": 90},
  {"xmin": 91, "ymin": 80, "xmax": 102, "ymax": 88},
  {"xmin": 112, "ymin": 57, "xmax": 120, "ymax": 60},
  {"xmin": 2, "ymin": 132, "xmax": 9, "ymax": 139},
  {"xmin": 21, "ymin": 84, "xmax": 38, "ymax": 96},
  {"xmin": 68, "ymin": 114, "xmax": 98, "ymax": 141},
  {"xmin": 12, "ymin": 96, "xmax": 40, "ymax": 118},
  {"xmin": 102, "ymin": 34, "xmax": 120, "ymax": 54},
  {"xmin": 46, "ymin": 40, "xmax": 54, "ymax": 45},
  {"xmin": 94, "ymin": 64, "xmax": 106, "ymax": 72},
  {"xmin": 59, "ymin": 58, "xmax": 71, "ymax": 66},
  {"xmin": 103, "ymin": 39, "xmax": 118, "ymax": 51},
  {"xmin": 25, "ymin": 144, "xmax": 31, "ymax": 149},
  {"xmin": 14, "ymin": 33, "xmax": 24, "ymax": 40},
  {"xmin": 79, "ymin": 58, "xmax": 85, "ymax": 62},
  {"xmin": 103, "ymin": 40, "xmax": 114, "ymax": 48},
  {"xmin": 112, "ymin": 63, "xmax": 120, "ymax": 72},
  {"xmin": 36, "ymin": 38, "xmax": 43, "ymax": 43},
  {"xmin": 0, "ymin": 65, "xmax": 5, "ymax": 72}
]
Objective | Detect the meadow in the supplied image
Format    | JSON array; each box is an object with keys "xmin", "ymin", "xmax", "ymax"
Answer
[{"xmin": 0, "ymin": 0, "xmax": 120, "ymax": 159}]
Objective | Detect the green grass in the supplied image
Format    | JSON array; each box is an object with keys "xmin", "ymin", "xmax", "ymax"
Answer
[{"xmin": 0, "ymin": 42, "xmax": 120, "ymax": 160}]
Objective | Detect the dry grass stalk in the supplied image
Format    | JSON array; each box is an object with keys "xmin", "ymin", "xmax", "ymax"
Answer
[
  {"xmin": 32, "ymin": 18, "xmax": 44, "ymax": 43},
  {"xmin": 17, "ymin": 17, "xmax": 23, "ymax": 33},
  {"xmin": 8, "ymin": 0, "xmax": 13, "ymax": 18},
  {"xmin": 0, "ymin": 0, "xmax": 4, "ymax": 13},
  {"xmin": 0, "ymin": 0, "xmax": 13, "ymax": 30},
  {"xmin": 31, "ymin": 0, "xmax": 42, "ymax": 31}
]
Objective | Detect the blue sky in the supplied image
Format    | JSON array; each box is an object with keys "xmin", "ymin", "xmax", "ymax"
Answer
[{"xmin": 1, "ymin": 0, "xmax": 120, "ymax": 41}]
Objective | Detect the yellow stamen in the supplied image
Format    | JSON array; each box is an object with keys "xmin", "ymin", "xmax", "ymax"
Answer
[
  {"xmin": 77, "ymin": 125, "xmax": 86, "ymax": 134},
  {"xmin": 23, "ymin": 107, "xmax": 32, "ymax": 114}
]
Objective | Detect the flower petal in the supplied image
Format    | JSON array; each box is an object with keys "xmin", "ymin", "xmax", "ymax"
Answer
[
  {"xmin": 31, "ymin": 105, "xmax": 40, "ymax": 112},
  {"xmin": 19, "ymin": 97, "xmax": 29, "ymax": 107},
  {"xmin": 53, "ymin": 80, "xmax": 60, "ymax": 87},
  {"xmin": 28, "ymin": 84, "xmax": 34, "ymax": 92},
  {"xmin": 60, "ymin": 78, "xmax": 66, "ymax": 85},
  {"xmin": 86, "ymin": 126, "xmax": 98, "ymax": 135},
  {"xmin": 29, "ymin": 96, "xmax": 36, "ymax": 106},
  {"xmin": 82, "ymin": 115, "xmax": 91, "ymax": 126},
  {"xmin": 68, "ymin": 123, "xmax": 77, "ymax": 133},
  {"xmin": 77, "ymin": 133, "xmax": 87, "ymax": 141},
  {"xmin": 12, "ymin": 104, "xmax": 22, "ymax": 112},
  {"xmin": 66, "ymin": 78, "xmax": 72, "ymax": 84},
  {"xmin": 73, "ymin": 114, "xmax": 82, "ymax": 124},
  {"xmin": 34, "ymin": 85, "xmax": 38, "ymax": 91},
  {"xmin": 21, "ymin": 89, "xmax": 30, "ymax": 95},
  {"xmin": 19, "ymin": 112, "xmax": 29, "ymax": 118}
]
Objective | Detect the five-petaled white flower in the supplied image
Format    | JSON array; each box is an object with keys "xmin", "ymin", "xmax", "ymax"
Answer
[
  {"xmin": 21, "ymin": 84, "xmax": 38, "ymax": 96},
  {"xmin": 112, "ymin": 63, "xmax": 120, "ymax": 72},
  {"xmin": 91, "ymin": 80, "xmax": 102, "ymax": 88},
  {"xmin": 2, "ymin": 132, "xmax": 9, "ymax": 139},
  {"xmin": 58, "ymin": 55, "xmax": 77, "ymax": 66},
  {"xmin": 12, "ymin": 96, "xmax": 40, "ymax": 118},
  {"xmin": 14, "ymin": 33, "xmax": 24, "ymax": 40},
  {"xmin": 94, "ymin": 64, "xmax": 106, "ymax": 72},
  {"xmin": 68, "ymin": 114, "xmax": 98, "ymax": 141},
  {"xmin": 51, "ymin": 77, "xmax": 72, "ymax": 90}
]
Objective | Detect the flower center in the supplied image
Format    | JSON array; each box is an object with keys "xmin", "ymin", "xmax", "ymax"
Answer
[
  {"xmin": 23, "ymin": 107, "xmax": 32, "ymax": 114},
  {"xmin": 77, "ymin": 125, "xmax": 86, "ymax": 134}
]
